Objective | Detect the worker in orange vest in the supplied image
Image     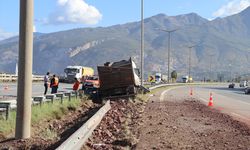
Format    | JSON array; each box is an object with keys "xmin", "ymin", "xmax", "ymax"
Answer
[{"xmin": 50, "ymin": 74, "xmax": 59, "ymax": 94}]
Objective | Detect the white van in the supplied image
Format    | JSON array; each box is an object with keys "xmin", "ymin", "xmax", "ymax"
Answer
[{"xmin": 239, "ymin": 80, "xmax": 248, "ymax": 87}]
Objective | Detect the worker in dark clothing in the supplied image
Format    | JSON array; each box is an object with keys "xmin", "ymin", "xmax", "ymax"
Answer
[
  {"xmin": 44, "ymin": 72, "xmax": 50, "ymax": 95},
  {"xmin": 50, "ymin": 74, "xmax": 59, "ymax": 94}
]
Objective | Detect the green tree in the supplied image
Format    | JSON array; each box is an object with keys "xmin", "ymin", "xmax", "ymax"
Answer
[{"xmin": 171, "ymin": 70, "xmax": 177, "ymax": 82}]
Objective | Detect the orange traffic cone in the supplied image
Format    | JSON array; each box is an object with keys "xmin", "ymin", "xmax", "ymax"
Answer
[
  {"xmin": 208, "ymin": 92, "xmax": 213, "ymax": 107},
  {"xmin": 190, "ymin": 88, "xmax": 193, "ymax": 96}
]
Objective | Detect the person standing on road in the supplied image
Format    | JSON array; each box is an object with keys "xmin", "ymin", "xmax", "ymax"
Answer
[
  {"xmin": 73, "ymin": 77, "xmax": 80, "ymax": 97},
  {"xmin": 50, "ymin": 74, "xmax": 59, "ymax": 94},
  {"xmin": 44, "ymin": 72, "xmax": 50, "ymax": 95},
  {"xmin": 73, "ymin": 78, "xmax": 80, "ymax": 91}
]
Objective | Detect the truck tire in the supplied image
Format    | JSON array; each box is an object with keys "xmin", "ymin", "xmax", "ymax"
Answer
[{"xmin": 126, "ymin": 85, "xmax": 136, "ymax": 95}]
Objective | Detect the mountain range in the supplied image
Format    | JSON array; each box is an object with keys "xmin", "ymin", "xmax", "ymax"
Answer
[{"xmin": 1, "ymin": 7, "xmax": 250, "ymax": 80}]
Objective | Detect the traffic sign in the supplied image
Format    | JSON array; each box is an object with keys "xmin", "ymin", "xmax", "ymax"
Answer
[{"xmin": 148, "ymin": 75, "xmax": 155, "ymax": 82}]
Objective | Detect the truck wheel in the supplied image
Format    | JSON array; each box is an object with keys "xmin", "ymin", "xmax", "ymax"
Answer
[{"xmin": 126, "ymin": 85, "xmax": 136, "ymax": 95}]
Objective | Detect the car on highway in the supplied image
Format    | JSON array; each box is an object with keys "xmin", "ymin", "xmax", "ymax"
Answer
[
  {"xmin": 228, "ymin": 83, "xmax": 235, "ymax": 88},
  {"xmin": 245, "ymin": 87, "xmax": 250, "ymax": 94}
]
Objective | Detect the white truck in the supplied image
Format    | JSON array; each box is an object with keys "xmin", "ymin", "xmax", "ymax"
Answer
[
  {"xmin": 182, "ymin": 76, "xmax": 189, "ymax": 83},
  {"xmin": 64, "ymin": 66, "xmax": 94, "ymax": 83},
  {"xmin": 155, "ymin": 73, "xmax": 162, "ymax": 84}
]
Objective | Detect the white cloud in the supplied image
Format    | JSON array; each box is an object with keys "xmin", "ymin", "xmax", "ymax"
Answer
[
  {"xmin": 0, "ymin": 28, "xmax": 16, "ymax": 41},
  {"xmin": 213, "ymin": 0, "xmax": 250, "ymax": 17},
  {"xmin": 47, "ymin": 0, "xmax": 102, "ymax": 25}
]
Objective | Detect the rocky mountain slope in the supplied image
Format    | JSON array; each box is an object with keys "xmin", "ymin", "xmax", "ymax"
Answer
[{"xmin": 1, "ymin": 7, "xmax": 250, "ymax": 80}]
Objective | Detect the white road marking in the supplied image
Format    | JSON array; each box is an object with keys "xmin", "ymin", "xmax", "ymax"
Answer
[
  {"xmin": 237, "ymin": 100, "xmax": 250, "ymax": 106},
  {"xmin": 159, "ymin": 86, "xmax": 182, "ymax": 101},
  {"xmin": 199, "ymin": 97, "xmax": 208, "ymax": 103}
]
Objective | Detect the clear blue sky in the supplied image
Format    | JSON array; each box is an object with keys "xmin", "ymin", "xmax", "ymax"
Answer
[{"xmin": 1, "ymin": 0, "xmax": 250, "ymax": 40}]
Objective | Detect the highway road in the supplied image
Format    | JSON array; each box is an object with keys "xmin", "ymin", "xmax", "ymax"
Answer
[
  {"xmin": 163, "ymin": 84, "xmax": 250, "ymax": 125},
  {"xmin": 0, "ymin": 82, "xmax": 74, "ymax": 101}
]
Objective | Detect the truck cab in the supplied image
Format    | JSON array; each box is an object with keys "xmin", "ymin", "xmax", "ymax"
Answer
[
  {"xmin": 155, "ymin": 73, "xmax": 162, "ymax": 84},
  {"xmin": 64, "ymin": 66, "xmax": 82, "ymax": 83},
  {"xmin": 182, "ymin": 76, "xmax": 189, "ymax": 83},
  {"xmin": 64, "ymin": 66, "xmax": 94, "ymax": 83}
]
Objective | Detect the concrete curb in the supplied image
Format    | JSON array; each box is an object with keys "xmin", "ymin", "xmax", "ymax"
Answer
[
  {"xmin": 149, "ymin": 83, "xmax": 177, "ymax": 90},
  {"xmin": 56, "ymin": 100, "xmax": 111, "ymax": 150},
  {"xmin": 148, "ymin": 82, "xmax": 211, "ymax": 90}
]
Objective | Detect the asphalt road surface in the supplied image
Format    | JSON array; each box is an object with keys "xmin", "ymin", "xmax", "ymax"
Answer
[
  {"xmin": 163, "ymin": 84, "xmax": 250, "ymax": 125},
  {"xmin": 0, "ymin": 82, "xmax": 74, "ymax": 101}
]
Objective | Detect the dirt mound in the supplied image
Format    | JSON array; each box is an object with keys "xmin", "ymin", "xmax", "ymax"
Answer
[{"xmin": 84, "ymin": 98, "xmax": 145, "ymax": 149}]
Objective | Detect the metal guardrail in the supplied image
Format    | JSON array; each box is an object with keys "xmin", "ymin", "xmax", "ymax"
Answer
[
  {"xmin": 0, "ymin": 91, "xmax": 78, "ymax": 120},
  {"xmin": 56, "ymin": 100, "xmax": 111, "ymax": 150},
  {"xmin": 0, "ymin": 73, "xmax": 43, "ymax": 82}
]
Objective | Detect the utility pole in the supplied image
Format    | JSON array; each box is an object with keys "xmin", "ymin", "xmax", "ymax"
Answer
[
  {"xmin": 188, "ymin": 45, "xmax": 196, "ymax": 82},
  {"xmin": 15, "ymin": 0, "xmax": 33, "ymax": 139},
  {"xmin": 140, "ymin": 0, "xmax": 144, "ymax": 86},
  {"xmin": 229, "ymin": 64, "xmax": 232, "ymax": 82},
  {"xmin": 157, "ymin": 29, "xmax": 178, "ymax": 83},
  {"xmin": 208, "ymin": 53, "xmax": 214, "ymax": 82}
]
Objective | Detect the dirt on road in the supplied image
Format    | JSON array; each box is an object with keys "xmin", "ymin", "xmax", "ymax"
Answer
[
  {"xmin": 1, "ymin": 87, "xmax": 250, "ymax": 150},
  {"xmin": 136, "ymin": 98, "xmax": 250, "ymax": 149},
  {"xmin": 85, "ymin": 88, "xmax": 250, "ymax": 150},
  {"xmin": 84, "ymin": 98, "xmax": 145, "ymax": 150}
]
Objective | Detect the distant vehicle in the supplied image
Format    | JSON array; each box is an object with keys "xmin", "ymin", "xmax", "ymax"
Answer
[
  {"xmin": 182, "ymin": 76, "xmax": 189, "ymax": 83},
  {"xmin": 83, "ymin": 75, "xmax": 100, "ymax": 95},
  {"xmin": 245, "ymin": 87, "xmax": 250, "ymax": 94},
  {"xmin": 188, "ymin": 76, "xmax": 193, "ymax": 83},
  {"xmin": 161, "ymin": 74, "xmax": 168, "ymax": 82},
  {"xmin": 155, "ymin": 73, "xmax": 162, "ymax": 84},
  {"xmin": 239, "ymin": 80, "xmax": 248, "ymax": 87},
  {"xmin": 228, "ymin": 83, "xmax": 235, "ymax": 88},
  {"xmin": 84, "ymin": 75, "xmax": 100, "ymax": 88},
  {"xmin": 64, "ymin": 66, "xmax": 94, "ymax": 83}
]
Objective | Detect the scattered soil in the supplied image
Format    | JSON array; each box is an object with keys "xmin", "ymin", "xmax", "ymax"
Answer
[
  {"xmin": 83, "ymin": 98, "xmax": 146, "ymax": 150},
  {"xmin": 0, "ymin": 100, "xmax": 101, "ymax": 150},
  {"xmin": 136, "ymin": 98, "xmax": 250, "ymax": 149},
  {"xmin": 83, "ymin": 90, "xmax": 250, "ymax": 150},
  {"xmin": 1, "ymin": 88, "xmax": 250, "ymax": 150}
]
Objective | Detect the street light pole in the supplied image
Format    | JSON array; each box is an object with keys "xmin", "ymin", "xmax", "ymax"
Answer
[
  {"xmin": 208, "ymin": 53, "xmax": 214, "ymax": 81},
  {"xmin": 188, "ymin": 45, "xmax": 196, "ymax": 82},
  {"xmin": 157, "ymin": 29, "xmax": 177, "ymax": 83},
  {"xmin": 140, "ymin": 0, "xmax": 144, "ymax": 86},
  {"xmin": 15, "ymin": 0, "xmax": 33, "ymax": 139},
  {"xmin": 229, "ymin": 64, "xmax": 232, "ymax": 81}
]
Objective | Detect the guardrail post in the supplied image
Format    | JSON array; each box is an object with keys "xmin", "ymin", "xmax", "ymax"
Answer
[
  {"xmin": 6, "ymin": 104, "xmax": 10, "ymax": 120},
  {"xmin": 0, "ymin": 103, "xmax": 11, "ymax": 120},
  {"xmin": 64, "ymin": 92, "xmax": 71, "ymax": 101},
  {"xmin": 33, "ymin": 96, "xmax": 45, "ymax": 107},
  {"xmin": 45, "ymin": 94, "xmax": 55, "ymax": 103},
  {"xmin": 56, "ymin": 93, "xmax": 64, "ymax": 104},
  {"xmin": 73, "ymin": 91, "xmax": 77, "ymax": 99}
]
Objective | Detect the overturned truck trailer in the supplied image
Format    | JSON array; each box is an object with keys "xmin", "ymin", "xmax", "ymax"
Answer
[{"xmin": 97, "ymin": 58, "xmax": 140, "ymax": 98}]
